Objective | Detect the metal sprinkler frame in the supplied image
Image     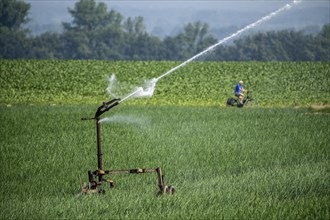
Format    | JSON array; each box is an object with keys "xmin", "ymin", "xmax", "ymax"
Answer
[{"xmin": 81, "ymin": 98, "xmax": 175, "ymax": 195}]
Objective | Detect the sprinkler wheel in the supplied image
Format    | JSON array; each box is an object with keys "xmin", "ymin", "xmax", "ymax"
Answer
[{"xmin": 158, "ymin": 185, "xmax": 176, "ymax": 195}]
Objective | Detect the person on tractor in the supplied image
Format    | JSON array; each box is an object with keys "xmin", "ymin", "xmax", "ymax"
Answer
[{"xmin": 234, "ymin": 80, "xmax": 248, "ymax": 105}]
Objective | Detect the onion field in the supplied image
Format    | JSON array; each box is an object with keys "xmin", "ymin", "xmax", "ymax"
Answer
[{"xmin": 0, "ymin": 60, "xmax": 329, "ymax": 219}]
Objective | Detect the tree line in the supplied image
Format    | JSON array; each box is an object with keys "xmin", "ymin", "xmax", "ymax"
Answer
[{"xmin": 1, "ymin": 0, "xmax": 329, "ymax": 61}]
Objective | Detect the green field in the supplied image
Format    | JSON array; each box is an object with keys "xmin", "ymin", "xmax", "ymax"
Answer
[
  {"xmin": 1, "ymin": 60, "xmax": 329, "ymax": 106},
  {"xmin": 0, "ymin": 105, "xmax": 329, "ymax": 219},
  {"xmin": 0, "ymin": 61, "xmax": 329, "ymax": 219}
]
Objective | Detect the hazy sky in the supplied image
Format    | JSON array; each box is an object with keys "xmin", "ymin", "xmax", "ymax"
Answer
[
  {"xmin": 26, "ymin": 0, "xmax": 330, "ymax": 36},
  {"xmin": 25, "ymin": 0, "xmax": 330, "ymax": 13}
]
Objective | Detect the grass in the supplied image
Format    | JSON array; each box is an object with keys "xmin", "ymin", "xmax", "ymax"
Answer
[{"xmin": 0, "ymin": 104, "xmax": 329, "ymax": 219}]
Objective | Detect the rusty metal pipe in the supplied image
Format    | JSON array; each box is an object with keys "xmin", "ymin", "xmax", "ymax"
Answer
[
  {"xmin": 81, "ymin": 98, "xmax": 174, "ymax": 194},
  {"xmin": 102, "ymin": 168, "xmax": 157, "ymax": 174},
  {"xmin": 96, "ymin": 117, "xmax": 103, "ymax": 182},
  {"xmin": 156, "ymin": 167, "xmax": 164, "ymax": 189}
]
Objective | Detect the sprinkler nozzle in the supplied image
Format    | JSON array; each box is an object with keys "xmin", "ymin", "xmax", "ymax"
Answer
[{"xmin": 95, "ymin": 98, "xmax": 121, "ymax": 118}]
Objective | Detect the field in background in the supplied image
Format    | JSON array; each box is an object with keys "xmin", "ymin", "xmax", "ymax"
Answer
[
  {"xmin": 0, "ymin": 105, "xmax": 329, "ymax": 219},
  {"xmin": 1, "ymin": 60, "xmax": 329, "ymax": 106},
  {"xmin": 1, "ymin": 60, "xmax": 329, "ymax": 219}
]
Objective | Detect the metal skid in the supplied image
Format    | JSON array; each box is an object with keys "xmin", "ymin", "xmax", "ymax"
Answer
[{"xmin": 81, "ymin": 98, "xmax": 175, "ymax": 195}]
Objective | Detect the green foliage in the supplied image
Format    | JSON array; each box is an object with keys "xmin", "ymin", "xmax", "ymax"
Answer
[
  {"xmin": 316, "ymin": 24, "xmax": 330, "ymax": 60},
  {"xmin": 163, "ymin": 22, "xmax": 218, "ymax": 60},
  {"xmin": 0, "ymin": 0, "xmax": 329, "ymax": 60},
  {"xmin": 0, "ymin": 27, "xmax": 31, "ymax": 59},
  {"xmin": 0, "ymin": 0, "xmax": 30, "ymax": 31},
  {"xmin": 0, "ymin": 105, "xmax": 329, "ymax": 219},
  {"xmin": 29, "ymin": 32, "xmax": 65, "ymax": 59},
  {"xmin": 0, "ymin": 0, "xmax": 31, "ymax": 59},
  {"xmin": 0, "ymin": 60, "xmax": 329, "ymax": 107},
  {"xmin": 65, "ymin": 0, "xmax": 111, "ymax": 31},
  {"xmin": 211, "ymin": 28, "xmax": 330, "ymax": 61},
  {"xmin": 58, "ymin": 0, "xmax": 165, "ymax": 60}
]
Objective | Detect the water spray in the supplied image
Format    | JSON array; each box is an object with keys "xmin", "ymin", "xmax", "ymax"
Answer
[
  {"xmin": 118, "ymin": 0, "xmax": 301, "ymax": 103},
  {"xmin": 118, "ymin": 87, "xmax": 143, "ymax": 103},
  {"xmin": 81, "ymin": 98, "xmax": 175, "ymax": 195},
  {"xmin": 79, "ymin": 0, "xmax": 300, "ymax": 195}
]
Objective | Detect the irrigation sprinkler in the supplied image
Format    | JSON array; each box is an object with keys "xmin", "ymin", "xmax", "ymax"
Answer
[
  {"xmin": 81, "ymin": 98, "xmax": 175, "ymax": 195},
  {"xmin": 119, "ymin": 0, "xmax": 301, "ymax": 101}
]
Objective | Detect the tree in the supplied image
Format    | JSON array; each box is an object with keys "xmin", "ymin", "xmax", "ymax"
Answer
[
  {"xmin": 183, "ymin": 22, "xmax": 217, "ymax": 55},
  {"xmin": 0, "ymin": 27, "xmax": 31, "ymax": 59},
  {"xmin": 29, "ymin": 32, "xmax": 65, "ymax": 59},
  {"xmin": 62, "ymin": 0, "xmax": 125, "ymax": 59},
  {"xmin": 162, "ymin": 36, "xmax": 184, "ymax": 60},
  {"xmin": 210, "ymin": 27, "xmax": 330, "ymax": 61},
  {"xmin": 163, "ymin": 22, "xmax": 217, "ymax": 60},
  {"xmin": 122, "ymin": 16, "xmax": 165, "ymax": 60},
  {"xmin": 0, "ymin": 0, "xmax": 31, "ymax": 58},
  {"xmin": 0, "ymin": 0, "xmax": 30, "ymax": 31},
  {"xmin": 315, "ymin": 24, "xmax": 330, "ymax": 60}
]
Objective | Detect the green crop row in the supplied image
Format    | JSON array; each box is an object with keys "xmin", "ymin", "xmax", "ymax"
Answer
[
  {"xmin": 1, "ymin": 60, "xmax": 329, "ymax": 106},
  {"xmin": 1, "ymin": 105, "xmax": 329, "ymax": 219}
]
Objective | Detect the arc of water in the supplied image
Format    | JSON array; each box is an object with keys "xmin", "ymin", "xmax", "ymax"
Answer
[
  {"xmin": 120, "ymin": 0, "xmax": 300, "ymax": 103},
  {"xmin": 155, "ymin": 2, "xmax": 295, "ymax": 81},
  {"xmin": 119, "ymin": 87, "xmax": 143, "ymax": 103}
]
